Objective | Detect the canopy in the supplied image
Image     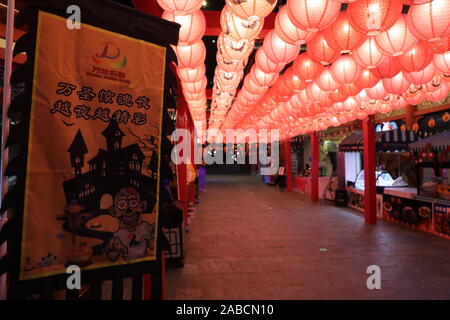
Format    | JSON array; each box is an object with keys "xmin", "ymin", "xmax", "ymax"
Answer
[
  {"xmin": 339, "ymin": 130, "xmax": 419, "ymax": 152},
  {"xmin": 409, "ymin": 131, "xmax": 450, "ymax": 153}
]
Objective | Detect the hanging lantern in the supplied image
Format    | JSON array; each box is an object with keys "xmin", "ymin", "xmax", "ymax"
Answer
[
  {"xmin": 374, "ymin": 14, "xmax": 418, "ymax": 57},
  {"xmin": 217, "ymin": 70, "xmax": 243, "ymax": 87},
  {"xmin": 432, "ymin": 38, "xmax": 450, "ymax": 54},
  {"xmin": 225, "ymin": 0, "xmax": 277, "ymax": 21},
  {"xmin": 263, "ymin": 30, "xmax": 300, "ymax": 64},
  {"xmin": 255, "ymin": 49, "xmax": 286, "ymax": 74},
  {"xmin": 366, "ymin": 80, "xmax": 388, "ymax": 99},
  {"xmin": 293, "ymin": 52, "xmax": 322, "ymax": 82},
  {"xmin": 172, "ymin": 41, "xmax": 206, "ymax": 68},
  {"xmin": 316, "ymin": 66, "xmax": 341, "ymax": 92},
  {"xmin": 403, "ymin": 62, "xmax": 436, "ymax": 85},
  {"xmin": 347, "ymin": 0, "xmax": 403, "ymax": 35},
  {"xmin": 162, "ymin": 10, "xmax": 206, "ymax": 46},
  {"xmin": 287, "ymin": 0, "xmax": 341, "ymax": 32},
  {"xmin": 217, "ymin": 53, "xmax": 247, "ymax": 73},
  {"xmin": 341, "ymin": 83, "xmax": 362, "ymax": 96},
  {"xmin": 307, "ymin": 31, "xmax": 340, "ymax": 65},
  {"xmin": 330, "ymin": 88, "xmax": 349, "ymax": 102},
  {"xmin": 243, "ymin": 77, "xmax": 268, "ymax": 95},
  {"xmin": 354, "ymin": 89, "xmax": 370, "ymax": 102},
  {"xmin": 306, "ymin": 82, "xmax": 329, "ymax": 103},
  {"xmin": 356, "ymin": 68, "xmax": 380, "ymax": 88},
  {"xmin": 343, "ymin": 96, "xmax": 360, "ymax": 111},
  {"xmin": 220, "ymin": 7, "xmax": 264, "ymax": 42},
  {"xmin": 371, "ymin": 56, "xmax": 401, "ymax": 78},
  {"xmin": 406, "ymin": 0, "xmax": 450, "ymax": 42},
  {"xmin": 382, "ymin": 72, "xmax": 411, "ymax": 94},
  {"xmin": 433, "ymin": 51, "xmax": 450, "ymax": 73},
  {"xmin": 324, "ymin": 11, "xmax": 367, "ymax": 53},
  {"xmin": 391, "ymin": 96, "xmax": 407, "ymax": 110},
  {"xmin": 283, "ymin": 68, "xmax": 307, "ymax": 92},
  {"xmin": 425, "ymin": 75, "xmax": 444, "ymax": 93},
  {"xmin": 219, "ymin": 34, "xmax": 255, "ymax": 61},
  {"xmin": 426, "ymin": 82, "xmax": 449, "ymax": 101},
  {"xmin": 403, "ymin": 91, "xmax": 425, "ymax": 104},
  {"xmin": 330, "ymin": 55, "xmax": 362, "ymax": 84},
  {"xmin": 250, "ymin": 67, "xmax": 279, "ymax": 87},
  {"xmin": 395, "ymin": 40, "xmax": 434, "ymax": 72},
  {"xmin": 156, "ymin": 0, "xmax": 202, "ymax": 15},
  {"xmin": 352, "ymin": 36, "xmax": 387, "ymax": 69},
  {"xmin": 177, "ymin": 64, "xmax": 206, "ymax": 83},
  {"xmin": 275, "ymin": 6, "xmax": 316, "ymax": 45}
]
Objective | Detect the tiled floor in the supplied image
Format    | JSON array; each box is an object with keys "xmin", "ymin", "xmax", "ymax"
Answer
[{"xmin": 165, "ymin": 174, "xmax": 450, "ymax": 300}]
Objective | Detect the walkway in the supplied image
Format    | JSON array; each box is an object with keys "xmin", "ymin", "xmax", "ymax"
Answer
[{"xmin": 166, "ymin": 175, "xmax": 450, "ymax": 299}]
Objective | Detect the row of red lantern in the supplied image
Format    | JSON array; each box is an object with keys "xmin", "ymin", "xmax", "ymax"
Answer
[
  {"xmin": 159, "ymin": 0, "xmax": 208, "ymax": 131},
  {"xmin": 221, "ymin": 0, "xmax": 449, "ymax": 138},
  {"xmin": 208, "ymin": 1, "xmax": 277, "ymax": 129}
]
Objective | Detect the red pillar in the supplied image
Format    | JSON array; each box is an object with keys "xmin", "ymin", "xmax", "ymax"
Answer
[
  {"xmin": 363, "ymin": 115, "xmax": 377, "ymax": 224},
  {"xmin": 311, "ymin": 132, "xmax": 319, "ymax": 202},
  {"xmin": 284, "ymin": 140, "xmax": 293, "ymax": 192},
  {"xmin": 405, "ymin": 104, "xmax": 416, "ymax": 129}
]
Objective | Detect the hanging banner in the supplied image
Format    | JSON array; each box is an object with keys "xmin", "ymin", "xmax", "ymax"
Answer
[{"xmin": 20, "ymin": 11, "xmax": 166, "ymax": 281}]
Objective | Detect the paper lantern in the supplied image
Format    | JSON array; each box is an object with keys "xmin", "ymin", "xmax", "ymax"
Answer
[
  {"xmin": 255, "ymin": 49, "xmax": 286, "ymax": 74},
  {"xmin": 156, "ymin": 0, "xmax": 202, "ymax": 15},
  {"xmin": 352, "ymin": 36, "xmax": 387, "ymax": 69},
  {"xmin": 433, "ymin": 52, "xmax": 450, "ymax": 73},
  {"xmin": 371, "ymin": 56, "xmax": 401, "ymax": 78},
  {"xmin": 217, "ymin": 53, "xmax": 247, "ymax": 72},
  {"xmin": 307, "ymin": 31, "xmax": 340, "ymax": 65},
  {"xmin": 330, "ymin": 88, "xmax": 349, "ymax": 102},
  {"xmin": 382, "ymin": 72, "xmax": 410, "ymax": 94},
  {"xmin": 374, "ymin": 14, "xmax": 418, "ymax": 57},
  {"xmin": 220, "ymin": 7, "xmax": 264, "ymax": 42},
  {"xmin": 354, "ymin": 89, "xmax": 370, "ymax": 102},
  {"xmin": 177, "ymin": 64, "xmax": 206, "ymax": 83},
  {"xmin": 395, "ymin": 40, "xmax": 433, "ymax": 72},
  {"xmin": 426, "ymin": 82, "xmax": 449, "ymax": 101},
  {"xmin": 356, "ymin": 68, "xmax": 380, "ymax": 88},
  {"xmin": 162, "ymin": 10, "xmax": 206, "ymax": 46},
  {"xmin": 406, "ymin": 0, "xmax": 450, "ymax": 42},
  {"xmin": 306, "ymin": 82, "xmax": 329, "ymax": 103},
  {"xmin": 343, "ymin": 96, "xmax": 360, "ymax": 111},
  {"xmin": 263, "ymin": 30, "xmax": 300, "ymax": 64},
  {"xmin": 403, "ymin": 91, "xmax": 425, "ymax": 104},
  {"xmin": 284, "ymin": 68, "xmax": 307, "ymax": 92},
  {"xmin": 218, "ymin": 70, "xmax": 243, "ymax": 87},
  {"xmin": 425, "ymin": 75, "xmax": 444, "ymax": 93},
  {"xmin": 184, "ymin": 76, "xmax": 207, "ymax": 94},
  {"xmin": 316, "ymin": 66, "xmax": 341, "ymax": 92},
  {"xmin": 172, "ymin": 41, "xmax": 206, "ymax": 68},
  {"xmin": 432, "ymin": 37, "xmax": 450, "ymax": 54},
  {"xmin": 250, "ymin": 67, "xmax": 279, "ymax": 87},
  {"xmin": 347, "ymin": 0, "xmax": 403, "ymax": 35},
  {"xmin": 287, "ymin": 0, "xmax": 341, "ymax": 32},
  {"xmin": 403, "ymin": 62, "xmax": 436, "ymax": 84},
  {"xmin": 342, "ymin": 83, "xmax": 362, "ymax": 97},
  {"xmin": 324, "ymin": 11, "xmax": 366, "ymax": 53},
  {"xmin": 293, "ymin": 53, "xmax": 322, "ymax": 82},
  {"xmin": 219, "ymin": 33, "xmax": 255, "ymax": 61},
  {"xmin": 226, "ymin": 0, "xmax": 276, "ymax": 21},
  {"xmin": 243, "ymin": 78, "xmax": 268, "ymax": 95},
  {"xmin": 330, "ymin": 55, "xmax": 362, "ymax": 84},
  {"xmin": 275, "ymin": 6, "xmax": 316, "ymax": 45},
  {"xmin": 366, "ymin": 80, "xmax": 387, "ymax": 99},
  {"xmin": 390, "ymin": 96, "xmax": 407, "ymax": 109}
]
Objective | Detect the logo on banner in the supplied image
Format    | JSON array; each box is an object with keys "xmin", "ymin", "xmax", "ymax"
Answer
[{"xmin": 92, "ymin": 41, "xmax": 127, "ymax": 69}]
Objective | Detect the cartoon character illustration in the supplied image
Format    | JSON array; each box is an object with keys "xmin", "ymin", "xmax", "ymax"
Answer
[{"xmin": 105, "ymin": 187, "xmax": 155, "ymax": 262}]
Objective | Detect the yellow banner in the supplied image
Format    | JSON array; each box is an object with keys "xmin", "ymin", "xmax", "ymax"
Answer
[{"xmin": 21, "ymin": 11, "xmax": 165, "ymax": 280}]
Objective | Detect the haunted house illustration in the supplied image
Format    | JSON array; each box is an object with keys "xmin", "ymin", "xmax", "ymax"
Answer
[{"xmin": 61, "ymin": 121, "xmax": 158, "ymax": 253}]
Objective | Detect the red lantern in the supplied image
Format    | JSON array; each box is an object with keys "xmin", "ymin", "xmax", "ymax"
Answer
[
  {"xmin": 226, "ymin": 0, "xmax": 276, "ymax": 21},
  {"xmin": 220, "ymin": 7, "xmax": 264, "ymax": 42},
  {"xmin": 403, "ymin": 91, "xmax": 425, "ymax": 104},
  {"xmin": 156, "ymin": 0, "xmax": 202, "ymax": 15},
  {"xmin": 184, "ymin": 76, "xmax": 207, "ymax": 94},
  {"xmin": 330, "ymin": 88, "xmax": 349, "ymax": 102},
  {"xmin": 255, "ymin": 49, "xmax": 286, "ymax": 74},
  {"xmin": 395, "ymin": 40, "xmax": 433, "ymax": 72},
  {"xmin": 433, "ymin": 51, "xmax": 450, "ymax": 73},
  {"xmin": 372, "ymin": 56, "xmax": 401, "ymax": 78},
  {"xmin": 343, "ymin": 96, "xmax": 360, "ymax": 111},
  {"xmin": 347, "ymin": 0, "xmax": 403, "ymax": 35},
  {"xmin": 275, "ymin": 6, "xmax": 316, "ymax": 45},
  {"xmin": 219, "ymin": 33, "xmax": 255, "ymax": 61},
  {"xmin": 342, "ymin": 83, "xmax": 362, "ymax": 96},
  {"xmin": 382, "ymin": 72, "xmax": 411, "ymax": 94},
  {"xmin": 306, "ymin": 82, "xmax": 329, "ymax": 103},
  {"xmin": 330, "ymin": 55, "xmax": 362, "ymax": 84},
  {"xmin": 374, "ymin": 14, "xmax": 418, "ymax": 56},
  {"xmin": 406, "ymin": 0, "xmax": 450, "ymax": 42},
  {"xmin": 172, "ymin": 41, "xmax": 206, "ymax": 68},
  {"xmin": 307, "ymin": 31, "xmax": 340, "ymax": 65},
  {"xmin": 432, "ymin": 38, "xmax": 450, "ymax": 54},
  {"xmin": 217, "ymin": 53, "xmax": 247, "ymax": 73},
  {"xmin": 356, "ymin": 68, "xmax": 380, "ymax": 88},
  {"xmin": 250, "ymin": 66, "xmax": 279, "ymax": 87},
  {"xmin": 263, "ymin": 30, "xmax": 300, "ymax": 64},
  {"xmin": 366, "ymin": 80, "xmax": 388, "ymax": 99},
  {"xmin": 177, "ymin": 64, "xmax": 206, "ymax": 83},
  {"xmin": 284, "ymin": 68, "xmax": 307, "ymax": 92},
  {"xmin": 352, "ymin": 36, "xmax": 387, "ymax": 69},
  {"xmin": 324, "ymin": 11, "xmax": 366, "ymax": 53},
  {"xmin": 162, "ymin": 10, "xmax": 206, "ymax": 46},
  {"xmin": 287, "ymin": 0, "xmax": 341, "ymax": 32},
  {"xmin": 243, "ymin": 77, "xmax": 268, "ymax": 95},
  {"xmin": 426, "ymin": 82, "xmax": 449, "ymax": 101},
  {"xmin": 403, "ymin": 62, "xmax": 436, "ymax": 85},
  {"xmin": 316, "ymin": 66, "xmax": 341, "ymax": 92},
  {"xmin": 293, "ymin": 52, "xmax": 322, "ymax": 82}
]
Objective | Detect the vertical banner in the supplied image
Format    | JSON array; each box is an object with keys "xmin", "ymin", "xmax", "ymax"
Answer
[{"xmin": 20, "ymin": 11, "xmax": 166, "ymax": 280}]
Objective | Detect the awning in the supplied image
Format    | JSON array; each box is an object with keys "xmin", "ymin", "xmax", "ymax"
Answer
[
  {"xmin": 339, "ymin": 130, "xmax": 419, "ymax": 152},
  {"xmin": 409, "ymin": 131, "xmax": 450, "ymax": 153}
]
